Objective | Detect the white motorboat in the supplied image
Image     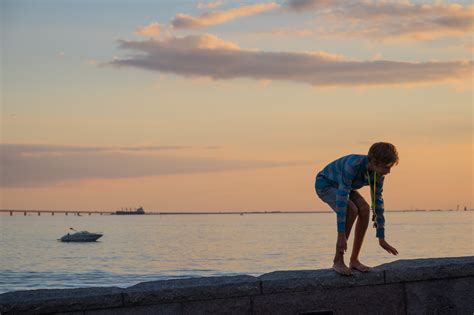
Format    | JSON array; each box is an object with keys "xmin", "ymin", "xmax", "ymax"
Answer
[{"xmin": 59, "ymin": 228, "xmax": 103, "ymax": 242}]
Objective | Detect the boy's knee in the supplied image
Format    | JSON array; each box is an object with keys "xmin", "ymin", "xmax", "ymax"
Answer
[{"xmin": 347, "ymin": 204, "xmax": 359, "ymax": 217}]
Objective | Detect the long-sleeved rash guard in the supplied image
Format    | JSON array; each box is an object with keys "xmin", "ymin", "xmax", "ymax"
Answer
[{"xmin": 316, "ymin": 154, "xmax": 386, "ymax": 238}]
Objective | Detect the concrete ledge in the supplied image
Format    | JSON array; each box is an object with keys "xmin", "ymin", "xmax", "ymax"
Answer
[
  {"xmin": 1, "ymin": 256, "xmax": 473, "ymax": 314},
  {"xmin": 376, "ymin": 256, "xmax": 474, "ymax": 283},
  {"xmin": 405, "ymin": 277, "xmax": 473, "ymax": 314},
  {"xmin": 0, "ymin": 287, "xmax": 123, "ymax": 314},
  {"xmin": 258, "ymin": 268, "xmax": 385, "ymax": 294},
  {"xmin": 252, "ymin": 283, "xmax": 406, "ymax": 315},
  {"xmin": 123, "ymin": 275, "xmax": 260, "ymax": 306}
]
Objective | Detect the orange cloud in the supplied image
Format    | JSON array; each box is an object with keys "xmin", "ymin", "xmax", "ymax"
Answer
[
  {"xmin": 136, "ymin": 22, "xmax": 162, "ymax": 37},
  {"xmin": 106, "ymin": 34, "xmax": 473, "ymax": 88},
  {"xmin": 171, "ymin": 2, "xmax": 280, "ymax": 29},
  {"xmin": 254, "ymin": 27, "xmax": 314, "ymax": 38},
  {"xmin": 197, "ymin": 0, "xmax": 224, "ymax": 10},
  {"xmin": 192, "ymin": 33, "xmax": 240, "ymax": 50}
]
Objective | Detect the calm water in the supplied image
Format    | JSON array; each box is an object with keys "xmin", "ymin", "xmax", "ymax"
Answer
[{"xmin": 1, "ymin": 211, "xmax": 472, "ymax": 294}]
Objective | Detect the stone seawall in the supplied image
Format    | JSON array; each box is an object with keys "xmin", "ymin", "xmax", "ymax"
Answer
[{"xmin": 1, "ymin": 256, "xmax": 473, "ymax": 314}]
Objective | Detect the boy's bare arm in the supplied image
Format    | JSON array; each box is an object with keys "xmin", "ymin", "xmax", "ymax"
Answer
[
  {"xmin": 336, "ymin": 232, "xmax": 347, "ymax": 253},
  {"xmin": 378, "ymin": 238, "xmax": 398, "ymax": 255}
]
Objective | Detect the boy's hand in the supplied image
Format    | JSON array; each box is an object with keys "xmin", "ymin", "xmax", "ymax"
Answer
[
  {"xmin": 337, "ymin": 233, "xmax": 347, "ymax": 254},
  {"xmin": 378, "ymin": 238, "xmax": 398, "ymax": 255}
]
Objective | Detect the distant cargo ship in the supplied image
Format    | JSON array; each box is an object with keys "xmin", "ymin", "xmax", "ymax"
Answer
[{"xmin": 115, "ymin": 207, "xmax": 145, "ymax": 215}]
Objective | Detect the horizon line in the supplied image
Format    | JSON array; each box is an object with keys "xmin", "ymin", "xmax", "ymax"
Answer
[{"xmin": 1, "ymin": 209, "xmax": 472, "ymax": 215}]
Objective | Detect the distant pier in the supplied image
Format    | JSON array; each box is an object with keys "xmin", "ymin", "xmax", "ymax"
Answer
[{"xmin": 0, "ymin": 210, "xmax": 113, "ymax": 216}]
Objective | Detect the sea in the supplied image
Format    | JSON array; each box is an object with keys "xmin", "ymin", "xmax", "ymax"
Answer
[{"xmin": 0, "ymin": 211, "xmax": 472, "ymax": 294}]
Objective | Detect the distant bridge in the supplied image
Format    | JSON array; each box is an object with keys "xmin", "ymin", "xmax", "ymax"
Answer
[{"xmin": 0, "ymin": 209, "xmax": 114, "ymax": 216}]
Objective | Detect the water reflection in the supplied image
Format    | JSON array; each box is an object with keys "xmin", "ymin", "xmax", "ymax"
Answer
[{"xmin": 0, "ymin": 211, "xmax": 472, "ymax": 293}]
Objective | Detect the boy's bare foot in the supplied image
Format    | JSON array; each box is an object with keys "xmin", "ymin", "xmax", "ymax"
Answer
[
  {"xmin": 349, "ymin": 259, "xmax": 372, "ymax": 272},
  {"xmin": 332, "ymin": 261, "xmax": 352, "ymax": 276}
]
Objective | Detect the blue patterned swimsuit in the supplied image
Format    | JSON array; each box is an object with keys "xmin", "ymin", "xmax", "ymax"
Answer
[{"xmin": 315, "ymin": 154, "xmax": 385, "ymax": 238}]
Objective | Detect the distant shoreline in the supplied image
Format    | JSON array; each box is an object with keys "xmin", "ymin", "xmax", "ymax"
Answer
[
  {"xmin": 0, "ymin": 209, "xmax": 472, "ymax": 216},
  {"xmin": 147, "ymin": 209, "xmax": 474, "ymax": 215}
]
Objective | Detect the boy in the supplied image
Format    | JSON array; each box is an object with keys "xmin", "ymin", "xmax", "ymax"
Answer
[{"xmin": 315, "ymin": 142, "xmax": 399, "ymax": 276}]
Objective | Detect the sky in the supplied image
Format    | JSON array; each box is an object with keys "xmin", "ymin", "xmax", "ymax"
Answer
[{"xmin": 1, "ymin": 0, "xmax": 472, "ymax": 212}]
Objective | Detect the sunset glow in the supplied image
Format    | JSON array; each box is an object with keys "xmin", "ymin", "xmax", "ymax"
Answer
[{"xmin": 2, "ymin": 0, "xmax": 472, "ymax": 212}]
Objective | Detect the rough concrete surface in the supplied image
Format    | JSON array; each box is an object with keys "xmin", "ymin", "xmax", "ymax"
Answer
[
  {"xmin": 1, "ymin": 256, "xmax": 473, "ymax": 314},
  {"xmin": 123, "ymin": 275, "xmax": 260, "ymax": 306},
  {"xmin": 0, "ymin": 287, "xmax": 123, "ymax": 314},
  {"xmin": 252, "ymin": 283, "xmax": 406, "ymax": 315}
]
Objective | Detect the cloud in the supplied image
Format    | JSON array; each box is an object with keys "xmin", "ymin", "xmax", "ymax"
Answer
[
  {"xmin": 136, "ymin": 22, "xmax": 162, "ymax": 37},
  {"xmin": 171, "ymin": 2, "xmax": 279, "ymax": 29},
  {"xmin": 0, "ymin": 144, "xmax": 305, "ymax": 187},
  {"xmin": 105, "ymin": 34, "xmax": 473, "ymax": 87},
  {"xmin": 286, "ymin": 0, "xmax": 340, "ymax": 11},
  {"xmin": 0, "ymin": 143, "xmax": 195, "ymax": 156},
  {"xmin": 253, "ymin": 27, "xmax": 315, "ymax": 38},
  {"xmin": 198, "ymin": 0, "xmax": 224, "ymax": 9},
  {"xmin": 285, "ymin": 0, "xmax": 474, "ymax": 41}
]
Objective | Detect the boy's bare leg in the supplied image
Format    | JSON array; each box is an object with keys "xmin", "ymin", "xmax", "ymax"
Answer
[
  {"xmin": 333, "ymin": 200, "xmax": 358, "ymax": 276},
  {"xmin": 349, "ymin": 196, "xmax": 372, "ymax": 272}
]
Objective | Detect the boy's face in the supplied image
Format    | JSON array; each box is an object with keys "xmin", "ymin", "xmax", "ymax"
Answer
[{"xmin": 370, "ymin": 161, "xmax": 395, "ymax": 176}]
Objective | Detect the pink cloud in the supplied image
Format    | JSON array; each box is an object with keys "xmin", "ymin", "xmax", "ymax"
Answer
[
  {"xmin": 171, "ymin": 2, "xmax": 280, "ymax": 29},
  {"xmin": 0, "ymin": 144, "xmax": 306, "ymax": 187},
  {"xmin": 105, "ymin": 34, "xmax": 473, "ymax": 88},
  {"xmin": 136, "ymin": 22, "xmax": 162, "ymax": 37},
  {"xmin": 198, "ymin": 0, "xmax": 224, "ymax": 10},
  {"xmin": 285, "ymin": 0, "xmax": 474, "ymax": 41}
]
